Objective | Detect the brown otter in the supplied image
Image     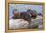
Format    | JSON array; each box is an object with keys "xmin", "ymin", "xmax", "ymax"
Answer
[{"xmin": 12, "ymin": 9, "xmax": 37, "ymax": 29}]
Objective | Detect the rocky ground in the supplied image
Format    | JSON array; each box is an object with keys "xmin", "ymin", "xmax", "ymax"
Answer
[{"xmin": 9, "ymin": 15, "xmax": 44, "ymax": 30}]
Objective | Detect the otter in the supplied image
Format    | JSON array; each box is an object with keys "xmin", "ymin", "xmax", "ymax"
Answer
[{"xmin": 12, "ymin": 9, "xmax": 37, "ymax": 29}]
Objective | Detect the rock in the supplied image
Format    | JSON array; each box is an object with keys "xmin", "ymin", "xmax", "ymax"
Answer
[
  {"xmin": 9, "ymin": 19, "xmax": 29, "ymax": 29},
  {"xmin": 30, "ymin": 15, "xmax": 43, "ymax": 28},
  {"xmin": 38, "ymin": 24, "xmax": 43, "ymax": 29},
  {"xmin": 9, "ymin": 16, "xmax": 43, "ymax": 29}
]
